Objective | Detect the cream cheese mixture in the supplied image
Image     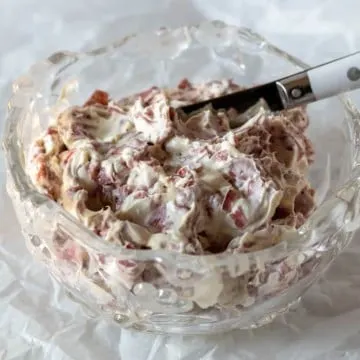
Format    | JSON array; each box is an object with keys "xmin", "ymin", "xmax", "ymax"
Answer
[{"xmin": 28, "ymin": 79, "xmax": 315, "ymax": 255}]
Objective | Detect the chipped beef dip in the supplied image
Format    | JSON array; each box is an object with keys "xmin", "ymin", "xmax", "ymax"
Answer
[{"xmin": 28, "ymin": 79, "xmax": 315, "ymax": 256}]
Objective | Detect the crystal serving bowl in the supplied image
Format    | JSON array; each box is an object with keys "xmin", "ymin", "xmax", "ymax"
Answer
[{"xmin": 3, "ymin": 21, "xmax": 360, "ymax": 334}]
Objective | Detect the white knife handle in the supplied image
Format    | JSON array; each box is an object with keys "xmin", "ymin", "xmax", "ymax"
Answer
[
  {"xmin": 276, "ymin": 51, "xmax": 360, "ymax": 109},
  {"xmin": 309, "ymin": 52, "xmax": 360, "ymax": 99}
]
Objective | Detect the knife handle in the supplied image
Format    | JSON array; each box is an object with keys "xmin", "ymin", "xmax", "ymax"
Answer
[{"xmin": 277, "ymin": 51, "xmax": 360, "ymax": 109}]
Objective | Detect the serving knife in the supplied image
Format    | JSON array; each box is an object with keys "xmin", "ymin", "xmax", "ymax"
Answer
[{"xmin": 179, "ymin": 51, "xmax": 360, "ymax": 115}]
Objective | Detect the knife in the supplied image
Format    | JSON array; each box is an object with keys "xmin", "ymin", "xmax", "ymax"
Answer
[{"xmin": 179, "ymin": 51, "xmax": 360, "ymax": 115}]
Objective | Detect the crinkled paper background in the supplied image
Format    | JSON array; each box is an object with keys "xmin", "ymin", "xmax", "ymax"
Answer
[{"xmin": 2, "ymin": 0, "xmax": 360, "ymax": 359}]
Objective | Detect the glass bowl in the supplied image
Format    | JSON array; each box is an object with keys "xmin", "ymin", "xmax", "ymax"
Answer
[{"xmin": 3, "ymin": 21, "xmax": 360, "ymax": 335}]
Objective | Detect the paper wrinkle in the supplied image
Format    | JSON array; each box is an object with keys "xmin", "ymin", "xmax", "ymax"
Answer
[{"xmin": 2, "ymin": 0, "xmax": 360, "ymax": 359}]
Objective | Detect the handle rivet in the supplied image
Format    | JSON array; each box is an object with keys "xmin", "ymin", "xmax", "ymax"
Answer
[
  {"xmin": 291, "ymin": 88, "xmax": 302, "ymax": 99},
  {"xmin": 347, "ymin": 67, "xmax": 360, "ymax": 81}
]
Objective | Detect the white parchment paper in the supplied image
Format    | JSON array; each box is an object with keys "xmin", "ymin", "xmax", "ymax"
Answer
[{"xmin": 2, "ymin": 0, "xmax": 360, "ymax": 359}]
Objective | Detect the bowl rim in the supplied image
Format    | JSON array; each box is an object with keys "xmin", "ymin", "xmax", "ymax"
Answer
[{"xmin": 3, "ymin": 19, "xmax": 360, "ymax": 263}]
